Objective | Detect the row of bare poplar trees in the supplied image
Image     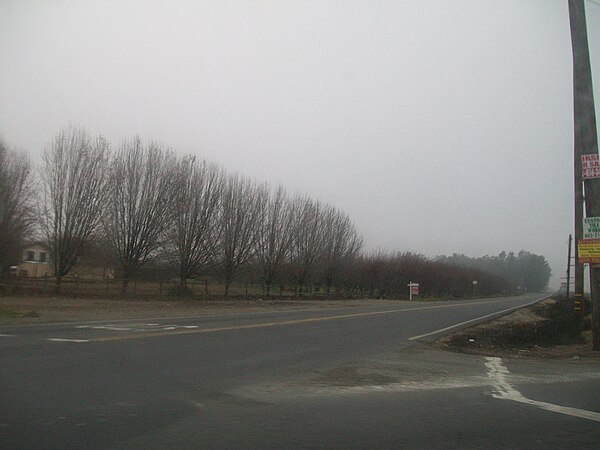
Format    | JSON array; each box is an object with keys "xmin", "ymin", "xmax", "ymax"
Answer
[{"xmin": 5, "ymin": 127, "xmax": 364, "ymax": 296}]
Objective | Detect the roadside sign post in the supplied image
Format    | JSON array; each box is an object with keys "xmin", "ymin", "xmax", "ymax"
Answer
[
  {"xmin": 408, "ymin": 282, "xmax": 419, "ymax": 301},
  {"xmin": 583, "ymin": 217, "xmax": 600, "ymax": 239},
  {"xmin": 576, "ymin": 234, "xmax": 600, "ymax": 313},
  {"xmin": 472, "ymin": 280, "xmax": 478, "ymax": 298},
  {"xmin": 582, "ymin": 154, "xmax": 600, "ymax": 179},
  {"xmin": 577, "ymin": 238, "xmax": 600, "ymax": 264}
]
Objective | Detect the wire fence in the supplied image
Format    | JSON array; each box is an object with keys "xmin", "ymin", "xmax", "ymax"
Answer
[{"xmin": 0, "ymin": 276, "xmax": 330, "ymax": 300}]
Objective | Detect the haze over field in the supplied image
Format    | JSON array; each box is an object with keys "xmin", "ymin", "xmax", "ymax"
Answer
[{"xmin": 2, "ymin": 0, "xmax": 600, "ymax": 289}]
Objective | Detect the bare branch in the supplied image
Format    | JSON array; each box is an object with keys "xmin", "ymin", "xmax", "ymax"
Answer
[
  {"xmin": 289, "ymin": 196, "xmax": 325, "ymax": 294},
  {"xmin": 39, "ymin": 127, "xmax": 110, "ymax": 287},
  {"xmin": 254, "ymin": 185, "xmax": 296, "ymax": 297},
  {"xmin": 104, "ymin": 138, "xmax": 176, "ymax": 292},
  {"xmin": 320, "ymin": 206, "xmax": 363, "ymax": 293},
  {"xmin": 219, "ymin": 173, "xmax": 267, "ymax": 297},
  {"xmin": 164, "ymin": 155, "xmax": 224, "ymax": 289},
  {"xmin": 0, "ymin": 137, "xmax": 34, "ymax": 272}
]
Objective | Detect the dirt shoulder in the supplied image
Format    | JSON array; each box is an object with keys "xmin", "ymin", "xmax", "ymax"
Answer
[
  {"xmin": 0, "ymin": 295, "xmax": 399, "ymax": 324},
  {"xmin": 434, "ymin": 297, "xmax": 600, "ymax": 360}
]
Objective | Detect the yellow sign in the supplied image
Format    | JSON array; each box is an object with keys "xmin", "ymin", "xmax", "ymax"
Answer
[{"xmin": 578, "ymin": 238, "xmax": 600, "ymax": 263}]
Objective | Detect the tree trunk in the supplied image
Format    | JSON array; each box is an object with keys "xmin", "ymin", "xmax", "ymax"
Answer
[
  {"xmin": 121, "ymin": 278, "xmax": 129, "ymax": 295},
  {"xmin": 224, "ymin": 277, "xmax": 230, "ymax": 298},
  {"xmin": 53, "ymin": 276, "xmax": 62, "ymax": 295}
]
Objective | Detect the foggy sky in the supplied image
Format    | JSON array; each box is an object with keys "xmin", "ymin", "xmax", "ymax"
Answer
[{"xmin": 2, "ymin": 0, "xmax": 600, "ymax": 289}]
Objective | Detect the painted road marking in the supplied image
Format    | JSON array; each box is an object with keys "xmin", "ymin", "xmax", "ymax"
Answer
[
  {"xmin": 75, "ymin": 323, "xmax": 200, "ymax": 332},
  {"xmin": 6, "ymin": 295, "xmax": 538, "ymax": 330},
  {"xmin": 29, "ymin": 296, "xmax": 543, "ymax": 344},
  {"xmin": 485, "ymin": 357, "xmax": 600, "ymax": 423},
  {"xmin": 84, "ymin": 297, "xmax": 547, "ymax": 343},
  {"xmin": 0, "ymin": 334, "xmax": 16, "ymax": 337},
  {"xmin": 408, "ymin": 295, "xmax": 550, "ymax": 341}
]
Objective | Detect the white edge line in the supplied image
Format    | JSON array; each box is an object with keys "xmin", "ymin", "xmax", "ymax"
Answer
[
  {"xmin": 486, "ymin": 357, "xmax": 600, "ymax": 422},
  {"xmin": 46, "ymin": 338, "xmax": 90, "ymax": 343},
  {"xmin": 0, "ymin": 334, "xmax": 16, "ymax": 337},
  {"xmin": 409, "ymin": 294, "xmax": 552, "ymax": 341}
]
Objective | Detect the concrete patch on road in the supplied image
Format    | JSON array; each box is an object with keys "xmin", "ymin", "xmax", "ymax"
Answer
[
  {"xmin": 312, "ymin": 365, "xmax": 399, "ymax": 387},
  {"xmin": 230, "ymin": 347, "xmax": 494, "ymax": 401},
  {"xmin": 233, "ymin": 372, "xmax": 492, "ymax": 402},
  {"xmin": 229, "ymin": 347, "xmax": 600, "ymax": 408}
]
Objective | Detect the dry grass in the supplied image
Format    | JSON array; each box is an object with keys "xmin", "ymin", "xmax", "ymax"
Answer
[
  {"xmin": 436, "ymin": 298, "xmax": 600, "ymax": 359},
  {"xmin": 0, "ymin": 295, "xmax": 395, "ymax": 324}
]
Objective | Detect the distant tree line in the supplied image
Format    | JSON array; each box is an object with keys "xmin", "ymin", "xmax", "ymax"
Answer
[
  {"xmin": 435, "ymin": 251, "xmax": 551, "ymax": 292},
  {"xmin": 340, "ymin": 251, "xmax": 511, "ymax": 298},
  {"xmin": 0, "ymin": 127, "xmax": 551, "ymax": 297}
]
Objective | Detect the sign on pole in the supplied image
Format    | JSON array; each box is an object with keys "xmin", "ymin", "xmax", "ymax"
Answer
[
  {"xmin": 577, "ymin": 238, "xmax": 600, "ymax": 264},
  {"xmin": 582, "ymin": 154, "xmax": 600, "ymax": 179},
  {"xmin": 407, "ymin": 282, "xmax": 419, "ymax": 301},
  {"xmin": 583, "ymin": 217, "xmax": 600, "ymax": 239}
]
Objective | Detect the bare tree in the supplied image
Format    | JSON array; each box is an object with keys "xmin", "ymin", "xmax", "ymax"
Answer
[
  {"xmin": 104, "ymin": 138, "xmax": 175, "ymax": 293},
  {"xmin": 0, "ymin": 137, "xmax": 34, "ymax": 274},
  {"xmin": 289, "ymin": 196, "xmax": 325, "ymax": 296},
  {"xmin": 39, "ymin": 128, "xmax": 109, "ymax": 291},
  {"xmin": 255, "ymin": 185, "xmax": 296, "ymax": 298},
  {"xmin": 164, "ymin": 156, "xmax": 223, "ymax": 292},
  {"xmin": 320, "ymin": 206, "xmax": 363, "ymax": 294},
  {"xmin": 219, "ymin": 173, "xmax": 267, "ymax": 297}
]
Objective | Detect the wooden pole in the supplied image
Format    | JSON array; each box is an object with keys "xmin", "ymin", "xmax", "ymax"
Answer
[
  {"xmin": 566, "ymin": 234, "xmax": 572, "ymax": 304},
  {"xmin": 569, "ymin": 0, "xmax": 600, "ymax": 350}
]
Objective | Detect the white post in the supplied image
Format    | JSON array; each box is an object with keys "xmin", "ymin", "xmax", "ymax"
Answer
[{"xmin": 407, "ymin": 282, "xmax": 419, "ymax": 301}]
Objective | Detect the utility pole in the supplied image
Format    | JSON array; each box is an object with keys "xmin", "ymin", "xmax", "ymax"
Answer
[
  {"xmin": 566, "ymin": 234, "xmax": 572, "ymax": 304},
  {"xmin": 569, "ymin": 0, "xmax": 600, "ymax": 350},
  {"xmin": 570, "ymin": 1, "xmax": 585, "ymax": 321}
]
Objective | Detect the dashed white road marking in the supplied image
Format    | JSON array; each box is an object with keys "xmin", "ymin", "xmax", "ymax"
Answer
[
  {"xmin": 485, "ymin": 357, "xmax": 600, "ymax": 423},
  {"xmin": 0, "ymin": 334, "xmax": 16, "ymax": 337},
  {"xmin": 45, "ymin": 338, "xmax": 90, "ymax": 343},
  {"xmin": 74, "ymin": 323, "xmax": 199, "ymax": 332}
]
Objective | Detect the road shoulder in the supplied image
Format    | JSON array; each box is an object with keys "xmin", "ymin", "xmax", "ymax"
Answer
[{"xmin": 433, "ymin": 297, "xmax": 600, "ymax": 360}]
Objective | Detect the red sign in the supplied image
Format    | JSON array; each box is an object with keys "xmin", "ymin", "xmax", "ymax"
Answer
[
  {"xmin": 410, "ymin": 284, "xmax": 419, "ymax": 295},
  {"xmin": 582, "ymin": 154, "xmax": 600, "ymax": 179}
]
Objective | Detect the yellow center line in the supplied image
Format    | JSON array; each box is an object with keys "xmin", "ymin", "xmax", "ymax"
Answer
[{"xmin": 88, "ymin": 297, "xmax": 532, "ymax": 343}]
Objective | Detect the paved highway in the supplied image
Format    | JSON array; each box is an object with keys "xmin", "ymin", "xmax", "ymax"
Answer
[{"xmin": 2, "ymin": 294, "xmax": 599, "ymax": 448}]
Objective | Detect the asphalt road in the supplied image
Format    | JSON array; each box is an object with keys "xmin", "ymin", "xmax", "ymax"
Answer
[{"xmin": 2, "ymin": 294, "xmax": 600, "ymax": 449}]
